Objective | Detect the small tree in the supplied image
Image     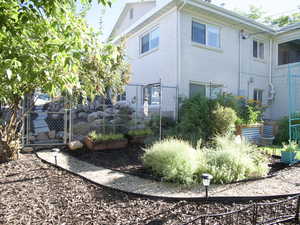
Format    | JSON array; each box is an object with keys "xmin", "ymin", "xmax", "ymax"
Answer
[{"xmin": 0, "ymin": 0, "xmax": 130, "ymax": 162}]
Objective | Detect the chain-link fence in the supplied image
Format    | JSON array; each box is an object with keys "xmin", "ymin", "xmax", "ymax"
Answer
[
  {"xmin": 23, "ymin": 93, "xmax": 71, "ymax": 146},
  {"xmin": 71, "ymin": 83, "xmax": 178, "ymax": 142}
]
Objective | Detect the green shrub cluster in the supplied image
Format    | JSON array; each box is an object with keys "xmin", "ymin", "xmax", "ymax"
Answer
[
  {"xmin": 142, "ymin": 136, "xmax": 269, "ymax": 185},
  {"xmin": 174, "ymin": 94, "xmax": 264, "ymax": 145},
  {"xmin": 88, "ymin": 131, "xmax": 125, "ymax": 143}
]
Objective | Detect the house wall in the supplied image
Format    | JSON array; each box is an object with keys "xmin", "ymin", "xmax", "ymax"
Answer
[
  {"xmin": 179, "ymin": 9, "xmax": 270, "ymax": 112},
  {"xmin": 270, "ymin": 30, "xmax": 300, "ymax": 120},
  {"xmin": 114, "ymin": 2, "xmax": 156, "ymax": 37},
  {"xmin": 123, "ymin": 8, "xmax": 179, "ymax": 117}
]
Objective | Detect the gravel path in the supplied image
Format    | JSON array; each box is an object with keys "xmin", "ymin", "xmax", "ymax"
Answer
[
  {"xmin": 37, "ymin": 150, "xmax": 300, "ymax": 199},
  {"xmin": 0, "ymin": 153, "xmax": 298, "ymax": 225}
]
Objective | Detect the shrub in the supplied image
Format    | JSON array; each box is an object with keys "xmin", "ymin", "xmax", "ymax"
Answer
[
  {"xmin": 175, "ymin": 95, "xmax": 238, "ymax": 145},
  {"xmin": 142, "ymin": 139, "xmax": 203, "ymax": 185},
  {"xmin": 200, "ymin": 136, "xmax": 269, "ymax": 184},
  {"xmin": 128, "ymin": 129, "xmax": 152, "ymax": 136},
  {"xmin": 142, "ymin": 136, "xmax": 269, "ymax": 185},
  {"xmin": 88, "ymin": 131, "xmax": 125, "ymax": 143},
  {"xmin": 211, "ymin": 104, "xmax": 237, "ymax": 136}
]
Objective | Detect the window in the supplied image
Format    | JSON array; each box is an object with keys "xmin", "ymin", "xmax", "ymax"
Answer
[
  {"xmin": 143, "ymin": 86, "xmax": 160, "ymax": 105},
  {"xmin": 140, "ymin": 28, "xmax": 159, "ymax": 54},
  {"xmin": 278, "ymin": 39, "xmax": 300, "ymax": 65},
  {"xmin": 129, "ymin": 8, "xmax": 134, "ymax": 19},
  {"xmin": 192, "ymin": 21, "xmax": 220, "ymax": 48},
  {"xmin": 189, "ymin": 82, "xmax": 222, "ymax": 99},
  {"xmin": 117, "ymin": 92, "xmax": 126, "ymax": 101},
  {"xmin": 253, "ymin": 40, "xmax": 264, "ymax": 60},
  {"xmin": 253, "ymin": 89, "xmax": 263, "ymax": 103}
]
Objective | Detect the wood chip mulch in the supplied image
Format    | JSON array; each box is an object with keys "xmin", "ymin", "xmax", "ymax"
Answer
[{"xmin": 0, "ymin": 153, "xmax": 297, "ymax": 225}]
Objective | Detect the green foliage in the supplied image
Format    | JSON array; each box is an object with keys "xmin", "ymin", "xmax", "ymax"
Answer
[
  {"xmin": 88, "ymin": 131, "xmax": 124, "ymax": 143},
  {"xmin": 147, "ymin": 115, "xmax": 176, "ymax": 136},
  {"xmin": 201, "ymin": 136, "xmax": 269, "ymax": 184},
  {"xmin": 236, "ymin": 5, "xmax": 300, "ymax": 28},
  {"xmin": 0, "ymin": 0, "xmax": 130, "ymax": 162},
  {"xmin": 142, "ymin": 136, "xmax": 269, "ymax": 185},
  {"xmin": 283, "ymin": 140, "xmax": 299, "ymax": 153},
  {"xmin": 128, "ymin": 129, "xmax": 152, "ymax": 137},
  {"xmin": 174, "ymin": 94, "xmax": 238, "ymax": 144},
  {"xmin": 142, "ymin": 139, "xmax": 203, "ymax": 185},
  {"xmin": 211, "ymin": 104, "xmax": 237, "ymax": 135}
]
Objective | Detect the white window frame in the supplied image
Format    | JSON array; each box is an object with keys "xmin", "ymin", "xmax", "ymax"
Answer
[
  {"xmin": 139, "ymin": 27, "xmax": 159, "ymax": 55},
  {"xmin": 191, "ymin": 20, "xmax": 221, "ymax": 49},
  {"xmin": 253, "ymin": 39, "xmax": 265, "ymax": 60}
]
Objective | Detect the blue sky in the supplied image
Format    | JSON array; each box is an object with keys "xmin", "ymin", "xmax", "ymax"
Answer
[{"xmin": 83, "ymin": 0, "xmax": 300, "ymax": 40}]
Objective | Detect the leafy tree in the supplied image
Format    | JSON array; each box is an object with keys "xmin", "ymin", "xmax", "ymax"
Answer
[
  {"xmin": 236, "ymin": 5, "xmax": 300, "ymax": 28},
  {"xmin": 0, "ymin": 0, "xmax": 130, "ymax": 162}
]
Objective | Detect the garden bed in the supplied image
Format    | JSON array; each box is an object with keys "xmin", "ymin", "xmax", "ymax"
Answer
[{"xmin": 66, "ymin": 146, "xmax": 294, "ymax": 184}]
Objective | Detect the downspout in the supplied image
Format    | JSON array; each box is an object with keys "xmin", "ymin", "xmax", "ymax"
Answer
[
  {"xmin": 176, "ymin": 0, "xmax": 186, "ymax": 119},
  {"xmin": 238, "ymin": 30, "xmax": 242, "ymax": 95},
  {"xmin": 268, "ymin": 39, "xmax": 275, "ymax": 102}
]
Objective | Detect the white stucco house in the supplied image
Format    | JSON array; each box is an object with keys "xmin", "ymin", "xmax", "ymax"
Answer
[{"xmin": 109, "ymin": 0, "xmax": 300, "ymax": 120}]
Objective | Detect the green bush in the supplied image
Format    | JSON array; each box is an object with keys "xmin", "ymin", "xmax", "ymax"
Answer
[
  {"xmin": 174, "ymin": 95, "xmax": 238, "ymax": 145},
  {"xmin": 142, "ymin": 136, "xmax": 269, "ymax": 185},
  {"xmin": 88, "ymin": 131, "xmax": 125, "ymax": 143},
  {"xmin": 200, "ymin": 136, "xmax": 269, "ymax": 184},
  {"xmin": 142, "ymin": 138, "xmax": 203, "ymax": 185}
]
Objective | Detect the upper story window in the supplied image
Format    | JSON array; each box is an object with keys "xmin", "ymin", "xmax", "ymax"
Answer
[
  {"xmin": 278, "ymin": 39, "xmax": 300, "ymax": 65},
  {"xmin": 129, "ymin": 8, "xmax": 134, "ymax": 20},
  {"xmin": 253, "ymin": 40, "xmax": 264, "ymax": 60},
  {"xmin": 192, "ymin": 21, "xmax": 220, "ymax": 48},
  {"xmin": 140, "ymin": 27, "xmax": 159, "ymax": 54}
]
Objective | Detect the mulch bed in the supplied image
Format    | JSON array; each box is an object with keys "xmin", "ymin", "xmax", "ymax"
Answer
[
  {"xmin": 67, "ymin": 145, "xmax": 160, "ymax": 181},
  {"xmin": 0, "ymin": 154, "xmax": 297, "ymax": 225},
  {"xmin": 66, "ymin": 146, "xmax": 292, "ymax": 183}
]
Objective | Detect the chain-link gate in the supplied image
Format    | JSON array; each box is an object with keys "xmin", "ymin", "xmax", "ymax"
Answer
[
  {"xmin": 288, "ymin": 63, "xmax": 300, "ymax": 141},
  {"xmin": 22, "ymin": 93, "xmax": 71, "ymax": 146}
]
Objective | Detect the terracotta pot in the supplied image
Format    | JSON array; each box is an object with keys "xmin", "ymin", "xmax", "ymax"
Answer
[{"xmin": 83, "ymin": 136, "xmax": 128, "ymax": 151}]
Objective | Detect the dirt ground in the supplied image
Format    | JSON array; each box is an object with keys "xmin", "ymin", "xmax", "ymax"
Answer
[{"xmin": 0, "ymin": 153, "xmax": 297, "ymax": 225}]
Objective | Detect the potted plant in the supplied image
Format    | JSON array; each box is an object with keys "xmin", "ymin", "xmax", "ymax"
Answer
[
  {"xmin": 281, "ymin": 141, "xmax": 299, "ymax": 165},
  {"xmin": 84, "ymin": 131, "xmax": 128, "ymax": 151},
  {"xmin": 127, "ymin": 128, "xmax": 152, "ymax": 144}
]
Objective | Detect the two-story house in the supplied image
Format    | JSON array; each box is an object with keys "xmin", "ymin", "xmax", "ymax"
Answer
[{"xmin": 109, "ymin": 0, "xmax": 300, "ymax": 120}]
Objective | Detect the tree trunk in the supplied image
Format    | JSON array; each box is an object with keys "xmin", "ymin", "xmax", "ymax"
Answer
[{"xmin": 0, "ymin": 103, "xmax": 21, "ymax": 163}]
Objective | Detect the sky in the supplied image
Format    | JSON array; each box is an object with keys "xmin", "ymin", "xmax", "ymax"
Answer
[{"xmin": 83, "ymin": 0, "xmax": 300, "ymax": 40}]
